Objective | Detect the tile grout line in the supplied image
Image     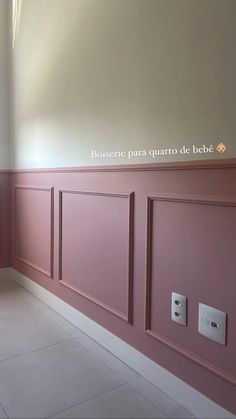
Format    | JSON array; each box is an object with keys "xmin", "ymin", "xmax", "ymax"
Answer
[
  {"xmin": 127, "ymin": 380, "xmax": 170, "ymax": 419},
  {"xmin": 0, "ymin": 281, "xmax": 190, "ymax": 418},
  {"xmin": 0, "ymin": 337, "xmax": 75, "ymax": 365},
  {"xmin": 8, "ymin": 282, "xmax": 83, "ymax": 338},
  {"xmin": 68, "ymin": 336, "xmax": 171, "ymax": 418},
  {"xmin": 74, "ymin": 335, "xmax": 142, "ymax": 384},
  {"xmin": 0, "ymin": 402, "xmax": 9, "ymax": 419},
  {"xmin": 0, "ymin": 308, "xmax": 60, "ymax": 325},
  {"xmin": 129, "ymin": 379, "xmax": 194, "ymax": 419},
  {"xmin": 129, "ymin": 378, "xmax": 196, "ymax": 419},
  {"xmin": 16, "ymin": 290, "xmax": 186, "ymax": 418},
  {"xmin": 35, "ymin": 307, "xmax": 83, "ymax": 338},
  {"xmin": 8, "ymin": 282, "xmax": 141, "ymax": 380},
  {"xmin": 6, "ymin": 273, "xmax": 234, "ymax": 419},
  {"xmin": 47, "ymin": 383, "xmax": 129, "ymax": 419},
  {"xmin": 47, "ymin": 382, "xmax": 170, "ymax": 419},
  {"xmin": 75, "ymin": 333, "xmax": 140, "ymax": 374},
  {"xmin": 8, "ymin": 278, "xmax": 139, "ymax": 377},
  {"xmin": 0, "ymin": 281, "xmax": 81, "ymax": 339}
]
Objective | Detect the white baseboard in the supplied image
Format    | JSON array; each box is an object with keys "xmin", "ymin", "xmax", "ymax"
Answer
[{"xmin": 2, "ymin": 267, "xmax": 234, "ymax": 419}]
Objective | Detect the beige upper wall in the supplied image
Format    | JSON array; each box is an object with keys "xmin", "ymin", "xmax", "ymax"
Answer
[
  {"xmin": 0, "ymin": 0, "xmax": 10, "ymax": 169},
  {"xmin": 11, "ymin": 0, "xmax": 236, "ymax": 168}
]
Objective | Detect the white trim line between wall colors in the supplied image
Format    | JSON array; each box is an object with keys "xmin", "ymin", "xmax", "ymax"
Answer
[{"xmin": 2, "ymin": 267, "xmax": 235, "ymax": 419}]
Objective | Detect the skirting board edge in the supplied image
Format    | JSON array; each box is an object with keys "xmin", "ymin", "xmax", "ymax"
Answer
[{"xmin": 2, "ymin": 267, "xmax": 235, "ymax": 419}]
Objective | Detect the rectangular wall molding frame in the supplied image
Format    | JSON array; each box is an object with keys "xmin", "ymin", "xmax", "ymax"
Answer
[
  {"xmin": 14, "ymin": 185, "xmax": 54, "ymax": 278},
  {"xmin": 145, "ymin": 193, "xmax": 236, "ymax": 386},
  {"xmin": 58, "ymin": 189, "xmax": 134, "ymax": 323}
]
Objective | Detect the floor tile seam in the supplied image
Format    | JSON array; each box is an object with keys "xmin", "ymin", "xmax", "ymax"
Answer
[
  {"xmin": 12, "ymin": 286, "xmax": 82, "ymax": 338},
  {"xmin": 1, "ymin": 284, "xmax": 194, "ymax": 418},
  {"xmin": 47, "ymin": 383, "xmax": 127, "ymax": 419},
  {"xmin": 127, "ymin": 381, "xmax": 169, "ymax": 419},
  {"xmin": 36, "ymin": 308, "xmax": 82, "ymax": 338},
  {"xmin": 75, "ymin": 335, "xmax": 141, "ymax": 379},
  {"xmin": 0, "ymin": 309, "xmax": 58, "ymax": 326},
  {"xmin": 74, "ymin": 336, "xmax": 141, "ymax": 385},
  {"xmin": 0, "ymin": 402, "xmax": 8, "ymax": 419},
  {"xmin": 10, "ymin": 285, "xmax": 50, "ymax": 311},
  {"xmin": 7, "ymin": 284, "xmax": 139, "ymax": 375},
  {"xmin": 129, "ymin": 379, "xmax": 195, "ymax": 419},
  {"xmin": 0, "ymin": 337, "xmax": 74, "ymax": 365},
  {"xmin": 0, "ymin": 291, "xmax": 78, "ymax": 339}
]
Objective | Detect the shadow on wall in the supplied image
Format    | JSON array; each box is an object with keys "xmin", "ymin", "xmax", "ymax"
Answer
[{"xmin": 11, "ymin": 0, "xmax": 236, "ymax": 168}]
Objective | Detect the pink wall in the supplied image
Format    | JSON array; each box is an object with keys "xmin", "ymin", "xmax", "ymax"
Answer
[
  {"xmin": 0, "ymin": 172, "xmax": 10, "ymax": 267},
  {"xmin": 5, "ymin": 160, "xmax": 236, "ymax": 414}
]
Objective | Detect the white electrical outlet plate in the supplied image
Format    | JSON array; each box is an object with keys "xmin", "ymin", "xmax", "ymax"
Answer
[
  {"xmin": 198, "ymin": 303, "xmax": 226, "ymax": 346},
  {"xmin": 171, "ymin": 292, "xmax": 187, "ymax": 326}
]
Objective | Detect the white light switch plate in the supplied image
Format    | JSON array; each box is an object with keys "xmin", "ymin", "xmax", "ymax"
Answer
[
  {"xmin": 171, "ymin": 292, "xmax": 187, "ymax": 326},
  {"xmin": 198, "ymin": 303, "xmax": 226, "ymax": 345}
]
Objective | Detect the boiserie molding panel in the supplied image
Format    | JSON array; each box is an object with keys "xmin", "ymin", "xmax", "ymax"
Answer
[
  {"xmin": 9, "ymin": 163, "xmax": 236, "ymax": 415},
  {"xmin": 58, "ymin": 189, "xmax": 135, "ymax": 323},
  {"xmin": 145, "ymin": 193, "xmax": 236, "ymax": 385},
  {"xmin": 14, "ymin": 185, "xmax": 54, "ymax": 278}
]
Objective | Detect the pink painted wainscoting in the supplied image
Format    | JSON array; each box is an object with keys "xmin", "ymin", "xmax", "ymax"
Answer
[
  {"xmin": 9, "ymin": 161, "xmax": 236, "ymax": 414},
  {"xmin": 0, "ymin": 172, "xmax": 10, "ymax": 268}
]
